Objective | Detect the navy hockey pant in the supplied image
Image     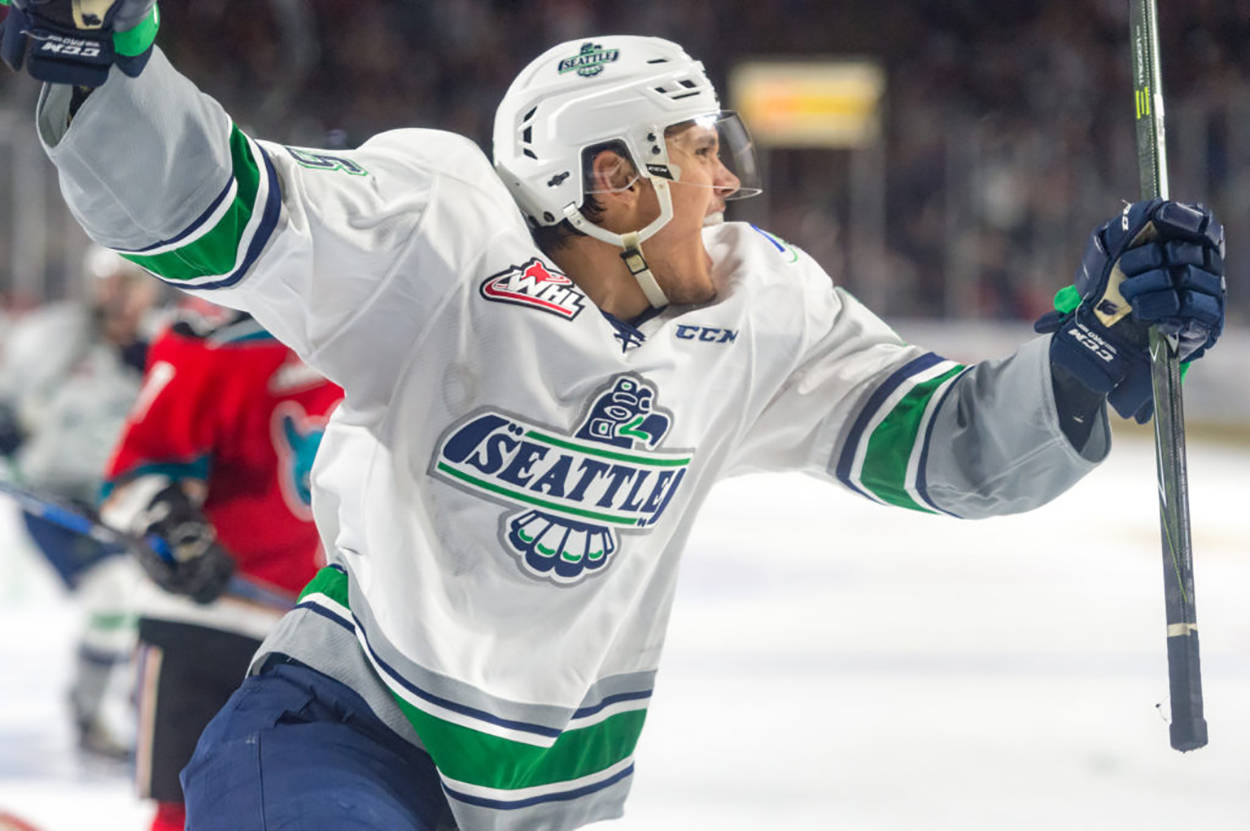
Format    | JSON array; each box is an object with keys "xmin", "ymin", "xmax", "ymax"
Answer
[{"xmin": 181, "ymin": 656, "xmax": 455, "ymax": 830}]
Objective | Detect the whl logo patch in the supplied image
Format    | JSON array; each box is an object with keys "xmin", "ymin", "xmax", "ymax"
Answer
[
  {"xmin": 480, "ymin": 258, "xmax": 586, "ymax": 320},
  {"xmin": 431, "ymin": 375, "xmax": 691, "ymax": 584},
  {"xmin": 557, "ymin": 42, "xmax": 620, "ymax": 78}
]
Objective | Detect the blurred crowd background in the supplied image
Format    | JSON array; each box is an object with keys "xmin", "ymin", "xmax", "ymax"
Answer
[{"xmin": 0, "ymin": 0, "xmax": 1246, "ymax": 322}]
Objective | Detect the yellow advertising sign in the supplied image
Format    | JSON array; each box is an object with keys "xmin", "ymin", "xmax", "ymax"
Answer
[{"xmin": 730, "ymin": 60, "xmax": 885, "ymax": 148}]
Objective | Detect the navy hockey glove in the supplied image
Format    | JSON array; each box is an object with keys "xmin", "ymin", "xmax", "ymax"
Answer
[
  {"xmin": 1035, "ymin": 199, "xmax": 1225, "ymax": 424},
  {"xmin": 0, "ymin": 0, "xmax": 159, "ymax": 86},
  {"xmin": 133, "ymin": 482, "xmax": 235, "ymax": 605}
]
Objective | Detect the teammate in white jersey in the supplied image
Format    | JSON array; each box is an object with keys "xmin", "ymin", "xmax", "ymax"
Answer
[
  {"xmin": 0, "ymin": 244, "xmax": 164, "ymax": 760},
  {"xmin": 2, "ymin": 3, "xmax": 1227, "ymax": 830}
]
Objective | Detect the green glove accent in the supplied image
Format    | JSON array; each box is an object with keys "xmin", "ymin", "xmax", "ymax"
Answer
[
  {"xmin": 1056, "ymin": 282, "xmax": 1193, "ymax": 377},
  {"xmin": 1052, "ymin": 284, "xmax": 1081, "ymax": 315},
  {"xmin": 113, "ymin": 3, "xmax": 159, "ymax": 57}
]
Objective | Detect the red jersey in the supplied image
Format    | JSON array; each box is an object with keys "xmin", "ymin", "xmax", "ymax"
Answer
[{"xmin": 105, "ymin": 307, "xmax": 343, "ymax": 595}]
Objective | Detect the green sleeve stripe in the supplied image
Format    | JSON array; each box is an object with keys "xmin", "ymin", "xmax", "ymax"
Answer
[
  {"xmin": 859, "ymin": 364, "xmax": 966, "ymax": 511},
  {"xmin": 299, "ymin": 565, "xmax": 351, "ymax": 605},
  {"xmin": 295, "ymin": 566, "xmax": 647, "ymax": 792},
  {"xmin": 113, "ymin": 5, "xmax": 160, "ymax": 57},
  {"xmin": 120, "ymin": 124, "xmax": 262, "ymax": 281}
]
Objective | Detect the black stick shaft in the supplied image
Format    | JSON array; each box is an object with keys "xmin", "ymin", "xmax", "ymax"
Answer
[{"xmin": 1128, "ymin": 0, "xmax": 1207, "ymax": 752}]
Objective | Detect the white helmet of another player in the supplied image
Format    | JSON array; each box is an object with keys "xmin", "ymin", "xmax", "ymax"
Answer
[
  {"xmin": 82, "ymin": 243, "xmax": 164, "ymax": 342},
  {"xmin": 493, "ymin": 36, "xmax": 761, "ymax": 308}
]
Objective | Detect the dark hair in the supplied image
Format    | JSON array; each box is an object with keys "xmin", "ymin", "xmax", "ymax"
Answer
[{"xmin": 530, "ymin": 140, "xmax": 632, "ymax": 254}]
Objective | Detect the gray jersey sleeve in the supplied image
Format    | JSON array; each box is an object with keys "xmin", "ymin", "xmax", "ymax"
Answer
[
  {"xmin": 37, "ymin": 54, "xmax": 236, "ymax": 256},
  {"xmin": 36, "ymin": 49, "xmax": 518, "ymax": 412},
  {"xmin": 825, "ymin": 330, "xmax": 1109, "ymax": 519},
  {"xmin": 729, "ymin": 263, "xmax": 1108, "ymax": 519},
  {"xmin": 889, "ymin": 335, "xmax": 1108, "ymax": 518}
]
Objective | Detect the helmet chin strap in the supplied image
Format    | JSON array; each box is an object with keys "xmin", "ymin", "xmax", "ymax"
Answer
[{"xmin": 562, "ymin": 176, "xmax": 675, "ymax": 310}]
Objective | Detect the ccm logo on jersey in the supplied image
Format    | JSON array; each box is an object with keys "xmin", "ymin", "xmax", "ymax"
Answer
[
  {"xmin": 480, "ymin": 258, "xmax": 587, "ymax": 321},
  {"xmin": 675, "ymin": 325, "xmax": 737, "ymax": 344}
]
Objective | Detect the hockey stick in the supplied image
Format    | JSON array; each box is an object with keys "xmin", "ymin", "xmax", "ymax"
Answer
[
  {"xmin": 1128, "ymin": 0, "xmax": 1207, "ymax": 752},
  {"xmin": 0, "ymin": 478, "xmax": 295, "ymax": 612}
]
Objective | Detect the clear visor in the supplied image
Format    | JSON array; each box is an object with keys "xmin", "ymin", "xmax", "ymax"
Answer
[
  {"xmin": 583, "ymin": 111, "xmax": 762, "ymax": 202},
  {"xmin": 663, "ymin": 111, "xmax": 762, "ymax": 200}
]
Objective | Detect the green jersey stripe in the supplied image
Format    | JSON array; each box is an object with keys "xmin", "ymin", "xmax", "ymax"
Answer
[
  {"xmin": 121, "ymin": 125, "xmax": 262, "ymax": 281},
  {"xmin": 297, "ymin": 567, "xmax": 649, "ymax": 792},
  {"xmin": 901, "ymin": 370, "xmax": 968, "ymax": 513},
  {"xmin": 299, "ymin": 564, "xmax": 350, "ymax": 604},
  {"xmin": 524, "ymin": 429, "xmax": 692, "ymax": 467},
  {"xmin": 859, "ymin": 364, "xmax": 966, "ymax": 510},
  {"xmin": 435, "ymin": 462, "xmax": 644, "ymax": 526},
  {"xmin": 392, "ymin": 693, "xmax": 646, "ymax": 792}
]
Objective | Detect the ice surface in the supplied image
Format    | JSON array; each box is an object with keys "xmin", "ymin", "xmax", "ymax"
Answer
[{"xmin": 1, "ymin": 433, "xmax": 1246, "ymax": 830}]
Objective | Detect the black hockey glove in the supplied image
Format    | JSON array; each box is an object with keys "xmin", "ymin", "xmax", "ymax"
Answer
[
  {"xmin": 0, "ymin": 0, "xmax": 159, "ymax": 86},
  {"xmin": 1034, "ymin": 199, "xmax": 1225, "ymax": 424},
  {"xmin": 133, "ymin": 482, "xmax": 235, "ymax": 605}
]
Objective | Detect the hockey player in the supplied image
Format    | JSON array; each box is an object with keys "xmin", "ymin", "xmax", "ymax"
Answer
[
  {"xmin": 0, "ymin": 244, "xmax": 164, "ymax": 759},
  {"xmin": 98, "ymin": 298, "xmax": 342, "ymax": 831},
  {"xmin": 2, "ymin": 4, "xmax": 1226, "ymax": 830}
]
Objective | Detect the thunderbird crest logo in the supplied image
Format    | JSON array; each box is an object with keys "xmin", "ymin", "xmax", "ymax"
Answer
[
  {"xmin": 431, "ymin": 375, "xmax": 691, "ymax": 584},
  {"xmin": 557, "ymin": 42, "xmax": 620, "ymax": 78},
  {"xmin": 480, "ymin": 258, "xmax": 586, "ymax": 320}
]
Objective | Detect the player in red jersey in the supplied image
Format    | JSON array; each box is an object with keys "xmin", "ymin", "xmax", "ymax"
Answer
[{"xmin": 100, "ymin": 298, "xmax": 342, "ymax": 831}]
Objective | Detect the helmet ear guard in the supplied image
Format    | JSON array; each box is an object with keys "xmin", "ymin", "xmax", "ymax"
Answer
[
  {"xmin": 562, "ymin": 127, "xmax": 677, "ymax": 307},
  {"xmin": 563, "ymin": 158, "xmax": 675, "ymax": 308}
]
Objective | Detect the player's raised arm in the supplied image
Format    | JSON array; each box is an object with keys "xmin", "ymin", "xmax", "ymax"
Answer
[
  {"xmin": 727, "ymin": 198, "xmax": 1225, "ymax": 520},
  {"xmin": 4, "ymin": 1, "xmax": 514, "ymax": 405}
]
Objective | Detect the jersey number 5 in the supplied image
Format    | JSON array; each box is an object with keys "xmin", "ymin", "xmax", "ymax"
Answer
[{"xmin": 284, "ymin": 147, "xmax": 369, "ymax": 177}]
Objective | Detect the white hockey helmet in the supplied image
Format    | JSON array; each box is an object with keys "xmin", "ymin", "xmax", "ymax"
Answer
[
  {"xmin": 82, "ymin": 243, "xmax": 164, "ymax": 336},
  {"xmin": 493, "ymin": 36, "xmax": 760, "ymax": 308},
  {"xmin": 83, "ymin": 243, "xmax": 146, "ymax": 282}
]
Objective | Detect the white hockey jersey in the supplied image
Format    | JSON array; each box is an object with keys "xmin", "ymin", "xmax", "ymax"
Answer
[
  {"xmin": 0, "ymin": 301, "xmax": 143, "ymax": 502},
  {"xmin": 39, "ymin": 50, "xmax": 1108, "ymax": 831}
]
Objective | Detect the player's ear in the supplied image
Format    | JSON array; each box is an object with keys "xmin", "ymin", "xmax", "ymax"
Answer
[
  {"xmin": 588, "ymin": 150, "xmax": 638, "ymax": 198},
  {"xmin": 587, "ymin": 150, "xmax": 644, "ymax": 232}
]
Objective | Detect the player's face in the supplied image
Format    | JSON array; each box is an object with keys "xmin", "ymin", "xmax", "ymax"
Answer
[
  {"xmin": 96, "ymin": 272, "xmax": 161, "ymax": 345},
  {"xmin": 635, "ymin": 124, "xmax": 742, "ymax": 305}
]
